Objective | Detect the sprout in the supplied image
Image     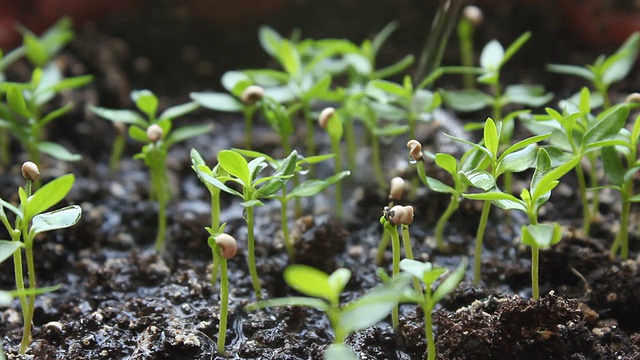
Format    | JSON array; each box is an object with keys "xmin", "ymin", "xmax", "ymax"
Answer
[
  {"xmin": 407, "ymin": 139, "xmax": 424, "ymax": 162},
  {"xmin": 146, "ymin": 124, "xmax": 163, "ymax": 143},
  {"xmin": 318, "ymin": 107, "xmax": 336, "ymax": 129},
  {"xmin": 386, "ymin": 205, "xmax": 414, "ymax": 226},
  {"xmin": 21, "ymin": 161, "xmax": 40, "ymax": 182},
  {"xmin": 388, "ymin": 177, "xmax": 405, "ymax": 201},
  {"xmin": 240, "ymin": 85, "xmax": 265, "ymax": 106},
  {"xmin": 625, "ymin": 92, "xmax": 640, "ymax": 103},
  {"xmin": 462, "ymin": 5, "xmax": 483, "ymax": 26},
  {"xmin": 215, "ymin": 233, "xmax": 238, "ymax": 260}
]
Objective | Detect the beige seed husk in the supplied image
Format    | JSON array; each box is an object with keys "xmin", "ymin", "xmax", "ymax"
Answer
[
  {"xmin": 146, "ymin": 124, "xmax": 163, "ymax": 143},
  {"xmin": 389, "ymin": 177, "xmax": 405, "ymax": 201},
  {"xmin": 21, "ymin": 161, "xmax": 40, "ymax": 182},
  {"xmin": 407, "ymin": 139, "xmax": 424, "ymax": 162},
  {"xmin": 318, "ymin": 107, "xmax": 336, "ymax": 129},
  {"xmin": 240, "ymin": 85, "xmax": 265, "ymax": 105},
  {"xmin": 215, "ymin": 233, "xmax": 238, "ymax": 259}
]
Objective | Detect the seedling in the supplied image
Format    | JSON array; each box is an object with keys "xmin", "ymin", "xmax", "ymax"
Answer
[
  {"xmin": 246, "ymin": 264, "xmax": 410, "ymax": 350},
  {"xmin": 598, "ymin": 107, "xmax": 640, "ymax": 258},
  {"xmin": 522, "ymin": 97, "xmax": 630, "ymax": 236},
  {"xmin": 194, "ymin": 149, "xmax": 297, "ymax": 300},
  {"xmin": 91, "ymin": 90, "xmax": 211, "ymax": 252},
  {"xmin": 400, "ymin": 257, "xmax": 466, "ymax": 360},
  {"xmin": 376, "ymin": 177, "xmax": 405, "ymax": 265},
  {"xmin": 318, "ymin": 107, "xmax": 346, "ymax": 217},
  {"xmin": 0, "ymin": 161, "xmax": 82, "ymax": 353},
  {"xmin": 547, "ymin": 32, "xmax": 640, "ymax": 109},
  {"xmin": 448, "ymin": 117, "xmax": 550, "ymax": 284},
  {"xmin": 0, "ymin": 64, "xmax": 92, "ymax": 167},
  {"xmin": 208, "ymin": 232, "xmax": 237, "ymax": 355},
  {"xmin": 464, "ymin": 149, "xmax": 580, "ymax": 299},
  {"xmin": 380, "ymin": 204, "xmax": 420, "ymax": 329},
  {"xmin": 457, "ymin": 5, "xmax": 483, "ymax": 89}
]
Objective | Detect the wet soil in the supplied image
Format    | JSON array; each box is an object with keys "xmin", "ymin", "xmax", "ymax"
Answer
[{"xmin": 1, "ymin": 1, "xmax": 640, "ymax": 359}]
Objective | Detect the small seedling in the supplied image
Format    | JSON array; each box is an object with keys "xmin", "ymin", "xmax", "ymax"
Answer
[
  {"xmin": 448, "ymin": 117, "xmax": 550, "ymax": 284},
  {"xmin": 318, "ymin": 107, "xmax": 347, "ymax": 217},
  {"xmin": 522, "ymin": 97, "xmax": 630, "ymax": 236},
  {"xmin": 91, "ymin": 90, "xmax": 211, "ymax": 252},
  {"xmin": 0, "ymin": 64, "xmax": 92, "ymax": 167},
  {"xmin": 547, "ymin": 32, "xmax": 640, "ymax": 109},
  {"xmin": 380, "ymin": 204, "xmax": 420, "ymax": 329},
  {"xmin": 0, "ymin": 161, "xmax": 82, "ymax": 353},
  {"xmin": 246, "ymin": 264, "xmax": 409, "ymax": 350},
  {"xmin": 376, "ymin": 176, "xmax": 405, "ymax": 265},
  {"xmin": 232, "ymin": 148, "xmax": 349, "ymax": 261},
  {"xmin": 464, "ymin": 149, "xmax": 580, "ymax": 299},
  {"xmin": 208, "ymin": 232, "xmax": 237, "ymax": 355},
  {"xmin": 194, "ymin": 149, "xmax": 297, "ymax": 300},
  {"xmin": 400, "ymin": 257, "xmax": 466, "ymax": 360},
  {"xmin": 457, "ymin": 5, "xmax": 483, "ymax": 89}
]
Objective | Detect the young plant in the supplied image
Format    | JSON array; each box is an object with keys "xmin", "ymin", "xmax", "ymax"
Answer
[
  {"xmin": 0, "ymin": 161, "xmax": 82, "ymax": 354},
  {"xmin": 457, "ymin": 5, "xmax": 483, "ymax": 89},
  {"xmin": 522, "ymin": 97, "xmax": 630, "ymax": 236},
  {"xmin": 547, "ymin": 32, "xmax": 640, "ymax": 109},
  {"xmin": 380, "ymin": 204, "xmax": 419, "ymax": 329},
  {"xmin": 599, "ymin": 107, "xmax": 640, "ymax": 258},
  {"xmin": 463, "ymin": 149, "xmax": 581, "ymax": 299},
  {"xmin": 91, "ymin": 90, "xmax": 211, "ymax": 252},
  {"xmin": 194, "ymin": 149, "xmax": 297, "ymax": 300},
  {"xmin": 376, "ymin": 177, "xmax": 405, "ymax": 265},
  {"xmin": 400, "ymin": 257, "xmax": 467, "ymax": 360},
  {"xmin": 229, "ymin": 148, "xmax": 349, "ymax": 261},
  {"xmin": 318, "ymin": 107, "xmax": 346, "ymax": 218},
  {"xmin": 245, "ymin": 264, "xmax": 410, "ymax": 351},
  {"xmin": 0, "ymin": 64, "xmax": 92, "ymax": 167},
  {"xmin": 208, "ymin": 232, "xmax": 237, "ymax": 355},
  {"xmin": 448, "ymin": 117, "xmax": 551, "ymax": 284}
]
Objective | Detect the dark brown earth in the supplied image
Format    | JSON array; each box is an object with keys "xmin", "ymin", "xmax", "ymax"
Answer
[{"xmin": 1, "ymin": 1, "xmax": 640, "ymax": 359}]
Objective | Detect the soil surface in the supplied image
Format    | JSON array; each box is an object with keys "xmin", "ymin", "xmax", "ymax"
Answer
[{"xmin": 1, "ymin": 1, "xmax": 640, "ymax": 359}]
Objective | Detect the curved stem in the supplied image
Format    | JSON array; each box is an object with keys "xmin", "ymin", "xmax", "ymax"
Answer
[
  {"xmin": 473, "ymin": 200, "xmax": 492, "ymax": 285},
  {"xmin": 217, "ymin": 256, "xmax": 229, "ymax": 355},
  {"xmin": 246, "ymin": 206, "xmax": 262, "ymax": 300},
  {"xmin": 385, "ymin": 222, "xmax": 401, "ymax": 330},
  {"xmin": 434, "ymin": 195, "xmax": 459, "ymax": 251},
  {"xmin": 376, "ymin": 231, "xmax": 390, "ymax": 265}
]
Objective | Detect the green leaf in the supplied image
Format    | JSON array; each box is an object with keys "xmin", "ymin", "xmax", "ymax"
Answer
[
  {"xmin": 0, "ymin": 241, "xmax": 23, "ymax": 264},
  {"xmin": 258, "ymin": 26, "xmax": 283, "ymax": 58},
  {"xmin": 504, "ymin": 84, "xmax": 553, "ymax": 107},
  {"xmin": 372, "ymin": 124, "xmax": 409, "ymax": 137},
  {"xmin": 304, "ymin": 75, "xmax": 332, "ymax": 100},
  {"xmin": 278, "ymin": 40, "xmax": 302, "ymax": 78},
  {"xmin": 496, "ymin": 144, "xmax": 537, "ymax": 177},
  {"xmin": 326, "ymin": 110, "xmax": 343, "ymax": 141},
  {"xmin": 159, "ymin": 101, "xmax": 199, "ymax": 120},
  {"xmin": 399, "ymin": 259, "xmax": 441, "ymax": 285},
  {"xmin": 480, "ymin": 39, "xmax": 504, "ymax": 71},
  {"xmin": 287, "ymin": 171, "xmax": 350, "ymax": 198},
  {"xmin": 371, "ymin": 21, "xmax": 399, "ymax": 56},
  {"xmin": 221, "ymin": 71, "xmax": 251, "ymax": 94},
  {"xmin": 44, "ymin": 74, "xmax": 93, "ymax": 93},
  {"xmin": 434, "ymin": 153, "xmax": 457, "ymax": 176},
  {"xmin": 441, "ymin": 89, "xmax": 493, "ymax": 112},
  {"xmin": 501, "ymin": 32, "xmax": 531, "ymax": 67},
  {"xmin": 500, "ymin": 133, "xmax": 550, "ymax": 160},
  {"xmin": 546, "ymin": 64, "xmax": 595, "ymax": 81},
  {"xmin": 484, "ymin": 118, "xmax": 499, "ymax": 157},
  {"xmin": 90, "ymin": 106, "xmax": 147, "ymax": 127},
  {"xmin": 240, "ymin": 199, "xmax": 264, "ymax": 208},
  {"xmin": 431, "ymin": 257, "xmax": 467, "ymax": 307},
  {"xmin": 284, "ymin": 265, "xmax": 334, "ymax": 301},
  {"xmin": 256, "ymin": 179, "xmax": 285, "ymax": 197},
  {"xmin": 129, "ymin": 125, "xmax": 148, "ymax": 143},
  {"xmin": 194, "ymin": 170, "xmax": 243, "ymax": 198},
  {"xmin": 601, "ymin": 146, "xmax": 625, "ymax": 186},
  {"xmin": 373, "ymin": 54, "xmax": 414, "ymax": 79},
  {"xmin": 24, "ymin": 174, "xmax": 75, "ymax": 221},
  {"xmin": 40, "ymin": 103, "xmax": 74, "ymax": 127},
  {"xmin": 583, "ymin": 104, "xmax": 629, "ymax": 146},
  {"xmin": 368, "ymin": 79, "xmax": 410, "ymax": 101},
  {"xmin": 218, "ymin": 150, "xmax": 251, "ymax": 187},
  {"xmin": 531, "ymin": 155, "xmax": 581, "ymax": 200},
  {"xmin": 131, "ymin": 90, "xmax": 158, "ymax": 119},
  {"xmin": 166, "ymin": 124, "xmax": 213, "ymax": 146},
  {"xmin": 531, "ymin": 148, "xmax": 552, "ymax": 195},
  {"xmin": 7, "ymin": 85, "xmax": 31, "ymax": 118},
  {"xmin": 245, "ymin": 296, "xmax": 330, "ymax": 313},
  {"xmin": 327, "ymin": 268, "xmax": 351, "ymax": 301},
  {"xmin": 460, "ymin": 170, "xmax": 495, "ymax": 191},
  {"xmin": 190, "ymin": 92, "xmax": 243, "ymax": 112},
  {"xmin": 424, "ymin": 176, "xmax": 455, "ymax": 194},
  {"xmin": 30, "ymin": 205, "xmax": 82, "ymax": 236},
  {"xmin": 24, "ymin": 34, "xmax": 48, "ymax": 67},
  {"xmin": 37, "ymin": 142, "xmax": 81, "ymax": 161},
  {"xmin": 324, "ymin": 344, "xmax": 358, "ymax": 360},
  {"xmin": 521, "ymin": 223, "xmax": 562, "ymax": 248},
  {"xmin": 602, "ymin": 32, "xmax": 640, "ymax": 86},
  {"xmin": 0, "ymin": 198, "xmax": 22, "ymax": 219}
]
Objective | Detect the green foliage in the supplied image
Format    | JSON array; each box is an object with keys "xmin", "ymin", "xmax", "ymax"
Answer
[
  {"xmin": 0, "ymin": 65, "xmax": 92, "ymax": 164},
  {"xmin": 0, "ymin": 169, "xmax": 80, "ymax": 354},
  {"xmin": 246, "ymin": 264, "xmax": 410, "ymax": 346},
  {"xmin": 400, "ymin": 258, "xmax": 466, "ymax": 360}
]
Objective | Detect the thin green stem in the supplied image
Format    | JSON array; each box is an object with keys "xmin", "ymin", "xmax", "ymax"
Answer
[
  {"xmin": 303, "ymin": 104, "xmax": 316, "ymax": 177},
  {"xmin": 12, "ymin": 244, "xmax": 29, "ymax": 354},
  {"xmin": 244, "ymin": 107, "xmax": 256, "ymax": 150},
  {"xmin": 0, "ymin": 130, "xmax": 9, "ymax": 166},
  {"xmin": 434, "ymin": 195, "xmax": 459, "ymax": 251},
  {"xmin": 574, "ymin": 164, "xmax": 591, "ymax": 236},
  {"xmin": 149, "ymin": 147, "xmax": 169, "ymax": 252},
  {"xmin": 217, "ymin": 256, "xmax": 229, "ymax": 355},
  {"xmin": 587, "ymin": 155, "xmax": 600, "ymax": 225},
  {"xmin": 401, "ymin": 225, "xmax": 422, "ymax": 293},
  {"xmin": 280, "ymin": 197, "xmax": 294, "ymax": 261},
  {"xmin": 473, "ymin": 200, "xmax": 491, "ymax": 285},
  {"xmin": 245, "ymin": 206, "xmax": 262, "ymax": 300},
  {"xmin": 371, "ymin": 133, "xmax": 386, "ymax": 189},
  {"xmin": 385, "ymin": 222, "xmax": 401, "ymax": 330},
  {"xmin": 531, "ymin": 245, "xmax": 539, "ymax": 300},
  {"xmin": 108, "ymin": 133, "xmax": 125, "ymax": 176},
  {"xmin": 458, "ymin": 20, "xmax": 475, "ymax": 89},
  {"xmin": 424, "ymin": 289, "xmax": 435, "ymax": 360},
  {"xmin": 611, "ymin": 184, "xmax": 632, "ymax": 259},
  {"xmin": 209, "ymin": 190, "xmax": 221, "ymax": 286},
  {"xmin": 331, "ymin": 138, "xmax": 343, "ymax": 218},
  {"xmin": 24, "ymin": 246, "xmax": 37, "ymax": 351},
  {"xmin": 344, "ymin": 116, "xmax": 357, "ymax": 174},
  {"xmin": 376, "ymin": 231, "xmax": 390, "ymax": 265}
]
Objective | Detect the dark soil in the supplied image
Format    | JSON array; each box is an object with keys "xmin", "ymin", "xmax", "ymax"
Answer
[{"xmin": 1, "ymin": 1, "xmax": 640, "ymax": 359}]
